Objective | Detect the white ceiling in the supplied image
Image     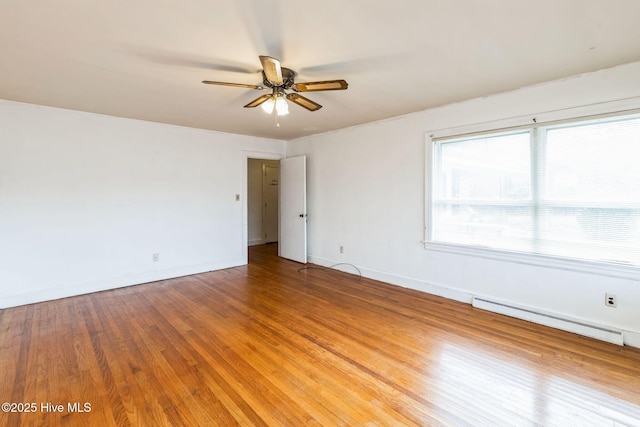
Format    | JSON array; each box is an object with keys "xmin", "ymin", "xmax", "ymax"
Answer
[{"xmin": 2, "ymin": 1, "xmax": 640, "ymax": 140}]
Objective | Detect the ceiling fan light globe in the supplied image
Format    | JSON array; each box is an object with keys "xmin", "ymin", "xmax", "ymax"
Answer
[
  {"xmin": 275, "ymin": 97, "xmax": 289, "ymax": 116},
  {"xmin": 260, "ymin": 98, "xmax": 275, "ymax": 114}
]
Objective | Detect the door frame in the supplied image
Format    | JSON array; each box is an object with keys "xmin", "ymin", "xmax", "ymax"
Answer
[{"xmin": 241, "ymin": 151, "xmax": 284, "ymax": 265}]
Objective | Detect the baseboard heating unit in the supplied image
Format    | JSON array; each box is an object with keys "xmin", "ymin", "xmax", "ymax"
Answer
[{"xmin": 472, "ymin": 297, "xmax": 624, "ymax": 346}]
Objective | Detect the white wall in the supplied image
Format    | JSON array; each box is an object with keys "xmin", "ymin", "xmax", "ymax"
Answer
[
  {"xmin": 0, "ymin": 100, "xmax": 285, "ymax": 308},
  {"xmin": 287, "ymin": 61, "xmax": 640, "ymax": 346}
]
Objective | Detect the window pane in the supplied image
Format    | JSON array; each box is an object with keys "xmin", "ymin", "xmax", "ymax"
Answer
[
  {"xmin": 540, "ymin": 115, "xmax": 640, "ymax": 265},
  {"xmin": 433, "ymin": 203, "xmax": 533, "ymax": 252},
  {"xmin": 538, "ymin": 206, "xmax": 640, "ymax": 265},
  {"xmin": 545, "ymin": 117, "xmax": 640, "ymax": 202},
  {"xmin": 438, "ymin": 132, "xmax": 531, "ymax": 201}
]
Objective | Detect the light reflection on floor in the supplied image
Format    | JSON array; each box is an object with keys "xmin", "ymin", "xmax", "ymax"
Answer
[{"xmin": 432, "ymin": 343, "xmax": 640, "ymax": 426}]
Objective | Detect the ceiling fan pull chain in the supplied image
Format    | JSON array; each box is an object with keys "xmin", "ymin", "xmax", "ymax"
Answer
[{"xmin": 274, "ymin": 109, "xmax": 280, "ymax": 127}]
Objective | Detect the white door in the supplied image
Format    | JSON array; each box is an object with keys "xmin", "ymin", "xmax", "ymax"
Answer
[{"xmin": 279, "ymin": 156, "xmax": 307, "ymax": 263}]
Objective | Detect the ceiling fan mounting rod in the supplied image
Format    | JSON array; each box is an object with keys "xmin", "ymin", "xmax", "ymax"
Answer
[{"xmin": 271, "ymin": 86, "xmax": 286, "ymax": 97}]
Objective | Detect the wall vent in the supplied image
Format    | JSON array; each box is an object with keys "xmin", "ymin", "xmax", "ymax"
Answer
[{"xmin": 472, "ymin": 297, "xmax": 624, "ymax": 346}]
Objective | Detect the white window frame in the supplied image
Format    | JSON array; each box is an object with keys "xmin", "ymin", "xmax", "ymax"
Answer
[{"xmin": 424, "ymin": 98, "xmax": 640, "ymax": 280}]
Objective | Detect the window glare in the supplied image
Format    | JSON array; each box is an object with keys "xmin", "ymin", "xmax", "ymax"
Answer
[
  {"xmin": 545, "ymin": 118, "xmax": 640, "ymax": 202},
  {"xmin": 439, "ymin": 132, "xmax": 531, "ymax": 200},
  {"xmin": 433, "ymin": 204, "xmax": 533, "ymax": 251}
]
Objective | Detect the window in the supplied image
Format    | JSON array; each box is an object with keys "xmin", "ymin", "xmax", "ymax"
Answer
[{"xmin": 429, "ymin": 113, "xmax": 640, "ymax": 268}]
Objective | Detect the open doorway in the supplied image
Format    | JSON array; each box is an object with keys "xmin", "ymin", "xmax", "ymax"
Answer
[{"xmin": 247, "ymin": 158, "xmax": 279, "ymax": 250}]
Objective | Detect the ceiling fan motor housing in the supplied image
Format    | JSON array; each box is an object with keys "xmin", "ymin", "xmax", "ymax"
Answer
[{"xmin": 263, "ymin": 68, "xmax": 296, "ymax": 89}]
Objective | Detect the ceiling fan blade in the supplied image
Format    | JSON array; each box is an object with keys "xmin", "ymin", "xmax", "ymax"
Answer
[
  {"xmin": 202, "ymin": 81, "xmax": 264, "ymax": 90},
  {"xmin": 286, "ymin": 93, "xmax": 322, "ymax": 111},
  {"xmin": 259, "ymin": 55, "xmax": 283, "ymax": 85},
  {"xmin": 292, "ymin": 80, "xmax": 348, "ymax": 92},
  {"xmin": 244, "ymin": 94, "xmax": 273, "ymax": 108}
]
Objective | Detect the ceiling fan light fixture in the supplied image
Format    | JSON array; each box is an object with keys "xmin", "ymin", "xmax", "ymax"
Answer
[
  {"xmin": 275, "ymin": 96, "xmax": 289, "ymax": 116},
  {"xmin": 260, "ymin": 97, "xmax": 275, "ymax": 114}
]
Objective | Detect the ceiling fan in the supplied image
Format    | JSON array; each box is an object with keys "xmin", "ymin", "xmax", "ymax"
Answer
[{"xmin": 202, "ymin": 55, "xmax": 348, "ymax": 116}]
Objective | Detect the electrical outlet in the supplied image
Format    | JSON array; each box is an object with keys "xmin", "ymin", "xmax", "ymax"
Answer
[
  {"xmin": 605, "ymin": 293, "xmax": 617, "ymax": 308},
  {"xmin": 340, "ymin": 246, "xmax": 344, "ymax": 253},
  {"xmin": 152, "ymin": 253, "xmax": 159, "ymax": 262}
]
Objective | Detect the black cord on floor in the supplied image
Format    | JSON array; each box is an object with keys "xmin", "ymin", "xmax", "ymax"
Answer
[{"xmin": 298, "ymin": 263, "xmax": 362, "ymax": 277}]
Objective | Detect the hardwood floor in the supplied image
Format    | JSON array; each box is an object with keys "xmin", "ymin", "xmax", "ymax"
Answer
[{"xmin": 1, "ymin": 244, "xmax": 639, "ymax": 426}]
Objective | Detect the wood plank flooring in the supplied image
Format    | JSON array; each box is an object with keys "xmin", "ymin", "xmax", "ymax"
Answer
[{"xmin": 1, "ymin": 243, "xmax": 639, "ymax": 426}]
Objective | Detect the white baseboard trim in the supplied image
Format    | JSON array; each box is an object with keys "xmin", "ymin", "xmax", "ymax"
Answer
[
  {"xmin": 308, "ymin": 254, "xmax": 472, "ymax": 304},
  {"xmin": 0, "ymin": 258, "xmax": 244, "ymax": 309},
  {"xmin": 307, "ymin": 254, "xmax": 640, "ymax": 349}
]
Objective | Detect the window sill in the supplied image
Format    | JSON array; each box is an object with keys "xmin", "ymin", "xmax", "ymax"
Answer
[{"xmin": 424, "ymin": 241, "xmax": 640, "ymax": 280}]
